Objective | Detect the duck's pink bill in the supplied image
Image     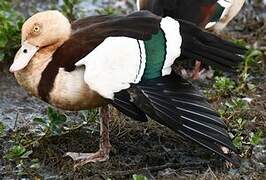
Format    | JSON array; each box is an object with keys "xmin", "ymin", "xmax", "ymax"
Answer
[{"xmin": 9, "ymin": 42, "xmax": 39, "ymax": 73}]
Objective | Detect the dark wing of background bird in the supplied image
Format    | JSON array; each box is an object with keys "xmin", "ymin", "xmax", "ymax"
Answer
[{"xmin": 138, "ymin": 0, "xmax": 218, "ymax": 26}]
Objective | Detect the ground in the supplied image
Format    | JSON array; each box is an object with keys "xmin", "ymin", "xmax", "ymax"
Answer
[{"xmin": 0, "ymin": 1, "xmax": 266, "ymax": 180}]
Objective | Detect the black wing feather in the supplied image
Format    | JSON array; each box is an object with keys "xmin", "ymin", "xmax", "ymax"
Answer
[
  {"xmin": 108, "ymin": 90, "xmax": 148, "ymax": 122},
  {"xmin": 113, "ymin": 74, "xmax": 240, "ymax": 166},
  {"xmin": 137, "ymin": 85, "xmax": 232, "ymax": 147}
]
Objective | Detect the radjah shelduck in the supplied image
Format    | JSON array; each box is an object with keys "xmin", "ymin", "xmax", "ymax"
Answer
[
  {"xmin": 10, "ymin": 10, "xmax": 246, "ymax": 168},
  {"xmin": 137, "ymin": 0, "xmax": 245, "ymax": 32},
  {"xmin": 137, "ymin": 0, "xmax": 245, "ymax": 79}
]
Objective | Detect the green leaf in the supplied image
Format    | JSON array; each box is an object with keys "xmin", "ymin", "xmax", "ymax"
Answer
[
  {"xmin": 33, "ymin": 118, "xmax": 49, "ymax": 127},
  {"xmin": 232, "ymin": 39, "xmax": 247, "ymax": 48},
  {"xmin": 235, "ymin": 118, "xmax": 246, "ymax": 130},
  {"xmin": 132, "ymin": 174, "xmax": 148, "ymax": 180},
  {"xmin": 250, "ymin": 130, "xmax": 263, "ymax": 146},
  {"xmin": 63, "ymin": 0, "xmax": 71, "ymax": 7},
  {"xmin": 232, "ymin": 135, "xmax": 243, "ymax": 149},
  {"xmin": 4, "ymin": 145, "xmax": 27, "ymax": 160},
  {"xmin": 54, "ymin": 114, "xmax": 67, "ymax": 125},
  {"xmin": 47, "ymin": 107, "xmax": 67, "ymax": 125},
  {"xmin": 213, "ymin": 76, "xmax": 236, "ymax": 96}
]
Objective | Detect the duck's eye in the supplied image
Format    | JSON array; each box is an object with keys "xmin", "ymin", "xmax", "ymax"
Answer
[
  {"xmin": 23, "ymin": 49, "xmax": 28, "ymax": 53},
  {"xmin": 33, "ymin": 26, "xmax": 40, "ymax": 33}
]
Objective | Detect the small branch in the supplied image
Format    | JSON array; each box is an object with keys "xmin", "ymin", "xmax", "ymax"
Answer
[{"xmin": 13, "ymin": 112, "xmax": 19, "ymax": 130}]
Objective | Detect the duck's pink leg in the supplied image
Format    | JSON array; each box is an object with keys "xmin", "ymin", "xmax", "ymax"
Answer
[
  {"xmin": 66, "ymin": 105, "xmax": 112, "ymax": 169},
  {"xmin": 192, "ymin": 60, "xmax": 201, "ymax": 80}
]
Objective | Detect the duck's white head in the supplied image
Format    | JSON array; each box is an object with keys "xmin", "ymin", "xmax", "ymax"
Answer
[{"xmin": 10, "ymin": 10, "xmax": 71, "ymax": 73}]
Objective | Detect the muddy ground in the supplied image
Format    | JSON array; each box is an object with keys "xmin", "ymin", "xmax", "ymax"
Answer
[{"xmin": 1, "ymin": 1, "xmax": 266, "ymax": 180}]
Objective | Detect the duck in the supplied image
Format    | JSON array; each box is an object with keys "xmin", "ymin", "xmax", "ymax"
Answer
[
  {"xmin": 137, "ymin": 0, "xmax": 245, "ymax": 79},
  {"xmin": 137, "ymin": 0, "xmax": 245, "ymax": 32},
  {"xmin": 10, "ymin": 10, "xmax": 246, "ymax": 168}
]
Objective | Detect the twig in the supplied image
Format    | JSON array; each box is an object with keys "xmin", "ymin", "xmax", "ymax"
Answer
[
  {"xmin": 201, "ymin": 167, "xmax": 218, "ymax": 180},
  {"xmin": 13, "ymin": 112, "xmax": 19, "ymax": 130}
]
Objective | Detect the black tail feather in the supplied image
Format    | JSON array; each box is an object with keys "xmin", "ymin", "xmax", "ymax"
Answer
[
  {"xmin": 179, "ymin": 20, "xmax": 247, "ymax": 71},
  {"xmin": 179, "ymin": 20, "xmax": 246, "ymax": 54}
]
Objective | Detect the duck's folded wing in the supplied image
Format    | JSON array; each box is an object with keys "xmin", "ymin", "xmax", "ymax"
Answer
[
  {"xmin": 53, "ymin": 11, "xmax": 161, "ymax": 72},
  {"xmin": 52, "ymin": 10, "xmax": 246, "ymax": 73},
  {"xmin": 111, "ymin": 74, "xmax": 240, "ymax": 166},
  {"xmin": 71, "ymin": 15, "xmax": 121, "ymax": 31}
]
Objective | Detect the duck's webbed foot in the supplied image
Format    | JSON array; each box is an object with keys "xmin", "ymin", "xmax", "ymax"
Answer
[
  {"xmin": 66, "ymin": 147, "xmax": 111, "ymax": 169},
  {"xmin": 65, "ymin": 105, "xmax": 112, "ymax": 169}
]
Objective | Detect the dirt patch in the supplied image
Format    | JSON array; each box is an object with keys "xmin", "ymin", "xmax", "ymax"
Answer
[
  {"xmin": 0, "ymin": 69, "xmax": 48, "ymax": 129},
  {"xmin": 15, "ymin": 119, "xmax": 232, "ymax": 179}
]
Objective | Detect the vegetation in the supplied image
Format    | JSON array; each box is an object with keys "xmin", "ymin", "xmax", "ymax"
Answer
[
  {"xmin": 0, "ymin": 0, "xmax": 24, "ymax": 62},
  {"xmin": 133, "ymin": 174, "xmax": 148, "ymax": 180},
  {"xmin": 95, "ymin": 6, "xmax": 124, "ymax": 15},
  {"xmin": 205, "ymin": 48, "xmax": 264, "ymax": 157},
  {"xmin": 62, "ymin": 0, "xmax": 81, "ymax": 19},
  {"xmin": 213, "ymin": 76, "xmax": 236, "ymax": 97}
]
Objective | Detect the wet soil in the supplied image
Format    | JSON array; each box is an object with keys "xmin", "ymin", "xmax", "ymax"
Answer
[
  {"xmin": 0, "ymin": 69, "xmax": 47, "ymax": 129},
  {"xmin": 1, "ymin": 1, "xmax": 266, "ymax": 180}
]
